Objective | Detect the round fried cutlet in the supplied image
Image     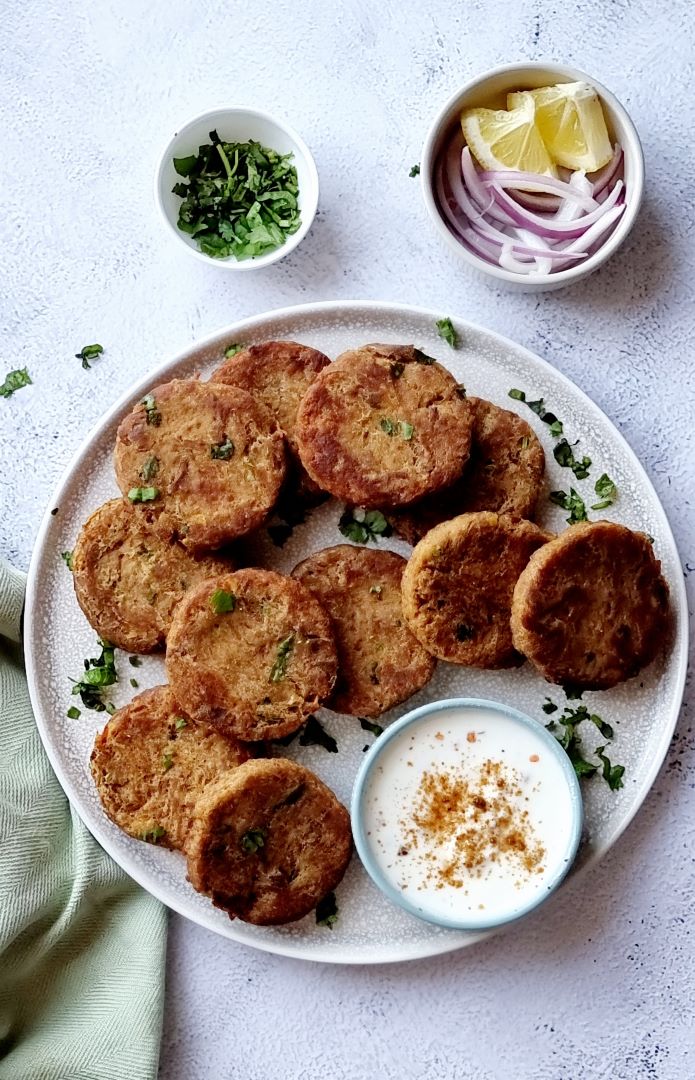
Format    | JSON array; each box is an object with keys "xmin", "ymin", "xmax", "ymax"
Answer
[
  {"xmin": 402, "ymin": 512, "xmax": 550, "ymax": 667},
  {"xmin": 511, "ymin": 521, "xmax": 670, "ymax": 690},
  {"xmin": 292, "ymin": 545, "xmax": 436, "ymax": 717},
  {"xmin": 90, "ymin": 685, "xmax": 250, "ymax": 851},
  {"xmin": 209, "ymin": 340, "xmax": 330, "ymax": 498},
  {"xmin": 186, "ymin": 758, "xmax": 352, "ymax": 925},
  {"xmin": 295, "ymin": 344, "xmax": 474, "ymax": 508},
  {"xmin": 71, "ymin": 499, "xmax": 235, "ymax": 653},
  {"xmin": 113, "ymin": 378, "xmax": 286, "ymax": 551},
  {"xmin": 388, "ymin": 397, "xmax": 545, "ymax": 544},
  {"xmin": 166, "ymin": 569, "xmax": 337, "ymax": 741}
]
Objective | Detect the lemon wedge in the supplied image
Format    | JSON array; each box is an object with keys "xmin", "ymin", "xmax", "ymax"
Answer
[
  {"xmin": 461, "ymin": 97, "xmax": 557, "ymax": 178},
  {"xmin": 508, "ymin": 83, "xmax": 613, "ymax": 173}
]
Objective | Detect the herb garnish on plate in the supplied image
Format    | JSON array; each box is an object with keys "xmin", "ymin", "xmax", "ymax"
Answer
[
  {"xmin": 591, "ymin": 473, "xmax": 617, "ymax": 510},
  {"xmin": 549, "ymin": 487, "xmax": 588, "ymax": 524},
  {"xmin": 544, "ymin": 698, "xmax": 624, "ymax": 790},
  {"xmin": 70, "ymin": 639, "xmax": 118, "ymax": 713},
  {"xmin": 436, "ymin": 317, "xmax": 458, "ymax": 348},
  {"xmin": 0, "ymin": 367, "xmax": 32, "ymax": 398},
  {"xmin": 172, "ymin": 132, "xmax": 301, "ymax": 261},
  {"xmin": 338, "ymin": 508, "xmax": 392, "ymax": 545},
  {"xmin": 75, "ymin": 344, "xmax": 104, "ymax": 370},
  {"xmin": 315, "ymin": 891, "xmax": 339, "ymax": 928}
]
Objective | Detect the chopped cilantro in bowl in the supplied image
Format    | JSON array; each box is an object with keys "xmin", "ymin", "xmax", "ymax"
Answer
[{"xmin": 157, "ymin": 108, "xmax": 319, "ymax": 269}]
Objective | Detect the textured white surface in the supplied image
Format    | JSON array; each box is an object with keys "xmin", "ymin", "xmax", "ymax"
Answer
[{"xmin": 1, "ymin": 0, "xmax": 694, "ymax": 1077}]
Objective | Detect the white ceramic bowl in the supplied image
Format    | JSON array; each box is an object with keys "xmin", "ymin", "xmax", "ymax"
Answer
[
  {"xmin": 421, "ymin": 62, "xmax": 645, "ymax": 292},
  {"xmin": 155, "ymin": 107, "xmax": 319, "ymax": 270}
]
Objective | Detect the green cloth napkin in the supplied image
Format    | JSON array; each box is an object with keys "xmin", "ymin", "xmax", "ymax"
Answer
[{"xmin": 0, "ymin": 560, "xmax": 167, "ymax": 1080}]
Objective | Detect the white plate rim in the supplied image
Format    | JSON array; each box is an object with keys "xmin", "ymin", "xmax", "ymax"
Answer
[{"xmin": 24, "ymin": 299, "xmax": 689, "ymax": 965}]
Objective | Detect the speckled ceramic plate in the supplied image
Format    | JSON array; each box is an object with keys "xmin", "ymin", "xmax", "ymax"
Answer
[{"xmin": 25, "ymin": 301, "xmax": 688, "ymax": 964}]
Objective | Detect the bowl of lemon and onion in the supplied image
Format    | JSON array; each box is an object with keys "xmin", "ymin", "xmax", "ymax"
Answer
[{"xmin": 421, "ymin": 62, "xmax": 644, "ymax": 290}]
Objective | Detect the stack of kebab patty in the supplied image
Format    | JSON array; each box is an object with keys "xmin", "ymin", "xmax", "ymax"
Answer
[{"xmin": 71, "ymin": 340, "xmax": 670, "ymax": 926}]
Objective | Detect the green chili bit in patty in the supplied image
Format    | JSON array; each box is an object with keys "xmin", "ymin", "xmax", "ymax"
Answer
[
  {"xmin": 241, "ymin": 828, "xmax": 266, "ymax": 854},
  {"xmin": 162, "ymin": 752, "xmax": 174, "ymax": 772},
  {"xmin": 435, "ymin": 317, "xmax": 458, "ymax": 348},
  {"xmin": 210, "ymin": 588, "xmax": 236, "ymax": 614},
  {"xmin": 315, "ymin": 891, "xmax": 339, "ymax": 928},
  {"xmin": 173, "ymin": 132, "xmax": 301, "ymax": 261},
  {"xmin": 75, "ymin": 343, "xmax": 104, "ymax": 370},
  {"xmin": 0, "ymin": 367, "xmax": 32, "ymax": 398},
  {"xmin": 139, "ymin": 455, "xmax": 159, "ymax": 482},
  {"xmin": 140, "ymin": 394, "xmax": 162, "ymax": 426},
  {"xmin": 141, "ymin": 826, "xmax": 167, "ymax": 844},
  {"xmin": 128, "ymin": 486, "xmax": 159, "ymax": 503},
  {"xmin": 174, "ymin": 716, "xmax": 188, "ymax": 731},
  {"xmin": 380, "ymin": 417, "xmax": 396, "ymax": 436},
  {"xmin": 399, "ymin": 420, "xmax": 414, "ymax": 441},
  {"xmin": 269, "ymin": 634, "xmax": 295, "ymax": 682},
  {"xmin": 210, "ymin": 437, "xmax": 235, "ymax": 460}
]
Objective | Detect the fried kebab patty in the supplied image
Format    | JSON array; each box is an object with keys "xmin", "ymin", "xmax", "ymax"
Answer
[
  {"xmin": 401, "ymin": 511, "xmax": 550, "ymax": 667},
  {"xmin": 511, "ymin": 521, "xmax": 670, "ymax": 690},
  {"xmin": 166, "ymin": 569, "xmax": 337, "ymax": 741},
  {"xmin": 292, "ymin": 545, "xmax": 436, "ymax": 717},
  {"xmin": 388, "ymin": 397, "xmax": 545, "ymax": 545},
  {"xmin": 71, "ymin": 498, "xmax": 235, "ymax": 653},
  {"xmin": 186, "ymin": 758, "xmax": 352, "ymax": 925},
  {"xmin": 113, "ymin": 378, "xmax": 286, "ymax": 551},
  {"xmin": 295, "ymin": 344, "xmax": 474, "ymax": 508},
  {"xmin": 90, "ymin": 685, "xmax": 250, "ymax": 851}
]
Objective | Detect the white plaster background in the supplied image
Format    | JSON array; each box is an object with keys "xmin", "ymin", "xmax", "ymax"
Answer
[{"xmin": 1, "ymin": 1, "xmax": 693, "ymax": 1077}]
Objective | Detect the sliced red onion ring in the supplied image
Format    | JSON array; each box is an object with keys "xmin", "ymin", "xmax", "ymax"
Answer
[
  {"xmin": 589, "ymin": 144, "xmax": 624, "ymax": 196},
  {"xmin": 451, "ymin": 145, "xmax": 516, "ymax": 226},
  {"xmin": 489, "ymin": 180, "xmax": 623, "ymax": 239},
  {"xmin": 480, "ymin": 170, "xmax": 599, "ymax": 210}
]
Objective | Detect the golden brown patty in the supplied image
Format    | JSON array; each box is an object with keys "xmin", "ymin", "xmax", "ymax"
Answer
[
  {"xmin": 511, "ymin": 521, "xmax": 670, "ymax": 690},
  {"xmin": 186, "ymin": 758, "xmax": 352, "ymax": 925},
  {"xmin": 292, "ymin": 545, "xmax": 436, "ymax": 717},
  {"xmin": 71, "ymin": 499, "xmax": 235, "ymax": 653},
  {"xmin": 166, "ymin": 569, "xmax": 337, "ymax": 741},
  {"xmin": 113, "ymin": 378, "xmax": 286, "ymax": 551},
  {"xmin": 295, "ymin": 344, "xmax": 474, "ymax": 508},
  {"xmin": 90, "ymin": 685, "xmax": 250, "ymax": 851},
  {"xmin": 402, "ymin": 512, "xmax": 550, "ymax": 667},
  {"xmin": 388, "ymin": 397, "xmax": 545, "ymax": 544}
]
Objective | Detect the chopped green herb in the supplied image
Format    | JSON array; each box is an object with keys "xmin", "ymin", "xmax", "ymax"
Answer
[
  {"xmin": 162, "ymin": 752, "xmax": 174, "ymax": 772},
  {"xmin": 61, "ymin": 550, "xmax": 74, "ymax": 571},
  {"xmin": 75, "ymin": 343, "xmax": 104, "ymax": 370},
  {"xmin": 595, "ymin": 746, "xmax": 625, "ymax": 791},
  {"xmin": 224, "ymin": 343, "xmax": 245, "ymax": 358},
  {"xmin": 0, "ymin": 367, "xmax": 32, "ymax": 398},
  {"xmin": 456, "ymin": 623, "xmax": 475, "ymax": 641},
  {"xmin": 409, "ymin": 164, "xmax": 420, "ymax": 178},
  {"xmin": 269, "ymin": 634, "xmax": 295, "ymax": 682},
  {"xmin": 139, "ymin": 455, "xmax": 159, "ymax": 482},
  {"xmin": 360, "ymin": 717, "xmax": 384, "ymax": 738},
  {"xmin": 66, "ymin": 705, "xmax": 81, "ymax": 720},
  {"xmin": 315, "ymin": 891, "xmax": 339, "ymax": 928},
  {"xmin": 519, "ymin": 435, "xmax": 530, "ymax": 450},
  {"xmin": 241, "ymin": 828, "xmax": 266, "ymax": 853},
  {"xmin": 549, "ymin": 487, "xmax": 588, "ymax": 524},
  {"xmin": 369, "ymin": 584, "xmax": 383, "ymax": 596},
  {"xmin": 141, "ymin": 825, "xmax": 167, "ymax": 844},
  {"xmin": 140, "ymin": 394, "xmax": 162, "ymax": 426},
  {"xmin": 564, "ymin": 686, "xmax": 584, "ymax": 701},
  {"xmin": 174, "ymin": 717, "xmax": 188, "ymax": 731},
  {"xmin": 130, "ymin": 677, "xmax": 139, "ymax": 688},
  {"xmin": 455, "ymin": 384, "xmax": 467, "ymax": 399},
  {"xmin": 299, "ymin": 714, "xmax": 338, "ymax": 753},
  {"xmin": 338, "ymin": 508, "xmax": 392, "ymax": 545},
  {"xmin": 399, "ymin": 420, "xmax": 414, "ymax": 441},
  {"xmin": 211, "ymin": 438, "xmax": 235, "ymax": 460},
  {"xmin": 553, "ymin": 438, "xmax": 591, "ymax": 480},
  {"xmin": 542, "ymin": 698, "xmax": 558, "ymax": 715},
  {"xmin": 210, "ymin": 588, "xmax": 236, "ymax": 614},
  {"xmin": 129, "ymin": 656, "xmax": 142, "ymax": 667},
  {"xmin": 413, "ymin": 348, "xmax": 436, "ymax": 365},
  {"xmin": 70, "ymin": 639, "xmax": 118, "ymax": 712},
  {"xmin": 591, "ymin": 714, "xmax": 614, "ymax": 740},
  {"xmin": 436, "ymin": 317, "xmax": 458, "ymax": 348},
  {"xmin": 128, "ymin": 486, "xmax": 159, "ymax": 503},
  {"xmin": 508, "ymin": 388, "xmax": 564, "ymax": 436},
  {"xmin": 591, "ymin": 472, "xmax": 617, "ymax": 511},
  {"xmin": 172, "ymin": 133, "xmax": 301, "ymax": 261},
  {"xmin": 380, "ymin": 417, "xmax": 396, "ymax": 436},
  {"xmin": 390, "ymin": 361, "xmax": 405, "ymax": 379}
]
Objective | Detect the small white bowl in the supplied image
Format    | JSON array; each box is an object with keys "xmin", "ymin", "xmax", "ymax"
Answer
[
  {"xmin": 155, "ymin": 107, "xmax": 319, "ymax": 270},
  {"xmin": 421, "ymin": 62, "xmax": 645, "ymax": 292}
]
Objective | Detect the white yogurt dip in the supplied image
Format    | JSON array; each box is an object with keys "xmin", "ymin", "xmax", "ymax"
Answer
[{"xmin": 352, "ymin": 699, "xmax": 582, "ymax": 929}]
